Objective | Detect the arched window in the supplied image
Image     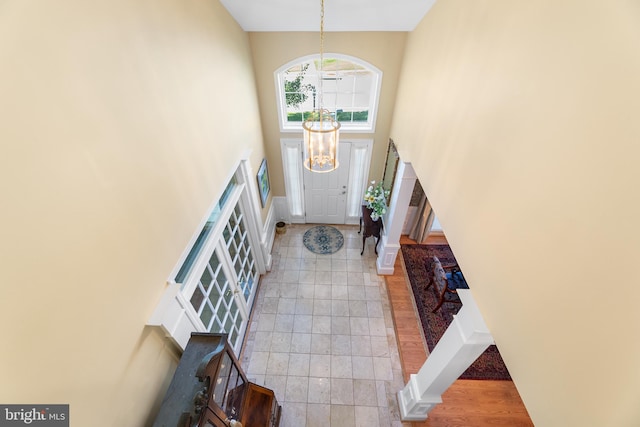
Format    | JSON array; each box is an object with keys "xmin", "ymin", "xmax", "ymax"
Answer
[{"xmin": 275, "ymin": 54, "xmax": 382, "ymax": 133}]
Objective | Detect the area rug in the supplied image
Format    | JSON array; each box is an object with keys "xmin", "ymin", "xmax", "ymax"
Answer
[
  {"xmin": 303, "ymin": 225, "xmax": 344, "ymax": 255},
  {"xmin": 401, "ymin": 244, "xmax": 512, "ymax": 380}
]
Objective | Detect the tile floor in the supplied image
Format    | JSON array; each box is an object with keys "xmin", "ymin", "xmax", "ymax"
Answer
[{"xmin": 240, "ymin": 224, "xmax": 408, "ymax": 427}]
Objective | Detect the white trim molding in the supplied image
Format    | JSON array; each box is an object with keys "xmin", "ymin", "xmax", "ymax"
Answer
[
  {"xmin": 397, "ymin": 290, "xmax": 495, "ymax": 421},
  {"xmin": 261, "ymin": 202, "xmax": 275, "ymax": 271},
  {"xmin": 148, "ymin": 281, "xmax": 200, "ymax": 350},
  {"xmin": 376, "ymin": 159, "xmax": 416, "ymax": 275}
]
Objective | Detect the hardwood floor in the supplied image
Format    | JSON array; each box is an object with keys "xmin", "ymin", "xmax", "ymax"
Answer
[{"xmin": 387, "ymin": 235, "xmax": 534, "ymax": 427}]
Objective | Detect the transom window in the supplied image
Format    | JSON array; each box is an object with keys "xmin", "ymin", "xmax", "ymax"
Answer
[{"xmin": 275, "ymin": 54, "xmax": 382, "ymax": 133}]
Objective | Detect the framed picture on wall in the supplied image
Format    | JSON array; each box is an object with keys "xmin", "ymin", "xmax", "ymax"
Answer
[{"xmin": 257, "ymin": 159, "xmax": 270, "ymax": 207}]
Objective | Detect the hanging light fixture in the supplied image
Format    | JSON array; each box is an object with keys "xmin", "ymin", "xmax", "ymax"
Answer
[{"xmin": 302, "ymin": 0, "xmax": 340, "ymax": 173}]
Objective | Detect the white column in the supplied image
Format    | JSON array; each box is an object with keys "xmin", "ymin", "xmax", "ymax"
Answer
[
  {"xmin": 376, "ymin": 160, "xmax": 416, "ymax": 275},
  {"xmin": 397, "ymin": 290, "xmax": 495, "ymax": 421}
]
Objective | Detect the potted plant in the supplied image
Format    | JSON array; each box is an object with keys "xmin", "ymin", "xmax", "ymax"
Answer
[{"xmin": 363, "ymin": 181, "xmax": 390, "ymax": 221}]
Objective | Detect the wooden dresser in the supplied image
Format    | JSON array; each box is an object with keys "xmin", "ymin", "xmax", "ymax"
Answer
[{"xmin": 153, "ymin": 333, "xmax": 280, "ymax": 427}]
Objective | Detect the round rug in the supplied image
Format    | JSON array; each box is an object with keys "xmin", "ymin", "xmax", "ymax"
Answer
[{"xmin": 303, "ymin": 225, "xmax": 344, "ymax": 255}]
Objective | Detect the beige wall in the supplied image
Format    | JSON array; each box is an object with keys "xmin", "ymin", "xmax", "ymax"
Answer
[
  {"xmin": 248, "ymin": 32, "xmax": 407, "ymax": 196},
  {"xmin": 391, "ymin": 1, "xmax": 640, "ymax": 426},
  {"xmin": 0, "ymin": 0, "xmax": 265, "ymax": 425}
]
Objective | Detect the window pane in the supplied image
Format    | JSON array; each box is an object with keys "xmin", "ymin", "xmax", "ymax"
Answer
[
  {"xmin": 279, "ymin": 55, "xmax": 380, "ymax": 132},
  {"xmin": 229, "ymin": 329, "xmax": 238, "ymax": 349},
  {"xmin": 355, "ymin": 75, "xmax": 372, "ymax": 93},
  {"xmin": 209, "ymin": 282, "xmax": 222, "ymax": 312},
  {"xmin": 211, "ymin": 317, "xmax": 223, "ymax": 333},
  {"xmin": 228, "ymin": 241, "xmax": 237, "ymax": 261},
  {"xmin": 336, "ymin": 93, "xmax": 354, "ymax": 107},
  {"xmin": 230, "ymin": 301, "xmax": 238, "ymax": 319},
  {"xmin": 347, "ymin": 144, "xmax": 369, "ymax": 217},
  {"xmin": 227, "ymin": 367, "xmax": 244, "ymax": 418},
  {"xmin": 212, "ymin": 353, "xmax": 232, "ymax": 407},
  {"xmin": 210, "ymin": 252, "xmax": 220, "ymax": 274},
  {"xmin": 190, "ymin": 287, "xmax": 205, "ymax": 312},
  {"xmin": 200, "ymin": 302, "xmax": 213, "ymax": 329},
  {"xmin": 226, "ymin": 366, "xmax": 241, "ymax": 416},
  {"xmin": 175, "ymin": 178, "xmax": 237, "ymax": 283},
  {"xmin": 243, "ymin": 276, "xmax": 253, "ymax": 301},
  {"xmin": 207, "ymin": 251, "xmax": 226, "ymax": 316},
  {"xmin": 224, "ymin": 287, "xmax": 233, "ymax": 307},
  {"xmin": 224, "ymin": 314, "xmax": 233, "ymax": 337},
  {"xmin": 200, "ymin": 266, "xmax": 212, "ymax": 291},
  {"xmin": 281, "ymin": 142, "xmax": 304, "ymax": 217}
]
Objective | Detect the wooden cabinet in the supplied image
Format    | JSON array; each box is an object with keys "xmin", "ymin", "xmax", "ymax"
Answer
[
  {"xmin": 153, "ymin": 333, "xmax": 280, "ymax": 427},
  {"xmin": 240, "ymin": 383, "xmax": 280, "ymax": 427}
]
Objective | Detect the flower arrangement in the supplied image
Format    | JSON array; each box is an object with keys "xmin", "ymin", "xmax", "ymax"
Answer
[{"xmin": 363, "ymin": 180, "xmax": 390, "ymax": 221}]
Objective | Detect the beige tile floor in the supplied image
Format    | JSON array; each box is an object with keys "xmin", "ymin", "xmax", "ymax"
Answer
[{"xmin": 240, "ymin": 224, "xmax": 407, "ymax": 427}]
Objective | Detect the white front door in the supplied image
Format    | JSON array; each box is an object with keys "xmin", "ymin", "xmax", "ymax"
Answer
[{"xmin": 304, "ymin": 142, "xmax": 351, "ymax": 224}]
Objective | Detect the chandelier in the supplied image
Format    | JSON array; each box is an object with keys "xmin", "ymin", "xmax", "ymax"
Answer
[{"xmin": 302, "ymin": 0, "xmax": 340, "ymax": 173}]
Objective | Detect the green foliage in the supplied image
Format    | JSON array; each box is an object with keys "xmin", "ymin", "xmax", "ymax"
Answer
[
  {"xmin": 336, "ymin": 111, "xmax": 369, "ymax": 122},
  {"xmin": 287, "ymin": 111, "xmax": 318, "ymax": 122},
  {"xmin": 288, "ymin": 110, "xmax": 369, "ymax": 123},
  {"xmin": 284, "ymin": 64, "xmax": 314, "ymax": 109}
]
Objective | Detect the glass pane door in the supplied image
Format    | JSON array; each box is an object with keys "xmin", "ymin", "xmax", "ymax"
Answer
[
  {"xmin": 189, "ymin": 249, "xmax": 244, "ymax": 351},
  {"xmin": 186, "ymin": 193, "xmax": 259, "ymax": 355},
  {"xmin": 222, "ymin": 204, "xmax": 258, "ymax": 307}
]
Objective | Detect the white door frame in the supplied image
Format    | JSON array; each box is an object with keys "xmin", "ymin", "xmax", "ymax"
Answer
[{"xmin": 280, "ymin": 138, "xmax": 372, "ymax": 225}]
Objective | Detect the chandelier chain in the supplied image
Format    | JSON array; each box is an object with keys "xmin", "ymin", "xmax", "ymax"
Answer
[
  {"xmin": 318, "ymin": 0, "xmax": 325, "ymax": 112},
  {"xmin": 301, "ymin": 0, "xmax": 339, "ymax": 173}
]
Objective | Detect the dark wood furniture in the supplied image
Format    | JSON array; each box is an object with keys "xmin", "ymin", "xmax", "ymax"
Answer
[
  {"xmin": 358, "ymin": 205, "xmax": 383, "ymax": 255},
  {"xmin": 426, "ymin": 256, "xmax": 468, "ymax": 313},
  {"xmin": 153, "ymin": 333, "xmax": 280, "ymax": 427}
]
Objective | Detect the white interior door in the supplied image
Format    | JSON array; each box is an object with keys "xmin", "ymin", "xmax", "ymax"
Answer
[{"xmin": 304, "ymin": 142, "xmax": 351, "ymax": 224}]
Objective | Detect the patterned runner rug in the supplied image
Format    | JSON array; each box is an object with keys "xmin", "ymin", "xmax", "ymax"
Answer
[{"xmin": 401, "ymin": 243, "xmax": 512, "ymax": 380}]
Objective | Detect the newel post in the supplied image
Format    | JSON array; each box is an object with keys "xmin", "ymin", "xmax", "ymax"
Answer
[{"xmin": 397, "ymin": 289, "xmax": 495, "ymax": 421}]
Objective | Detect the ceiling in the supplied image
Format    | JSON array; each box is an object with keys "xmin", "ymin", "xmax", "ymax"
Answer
[{"xmin": 219, "ymin": 0, "xmax": 437, "ymax": 32}]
